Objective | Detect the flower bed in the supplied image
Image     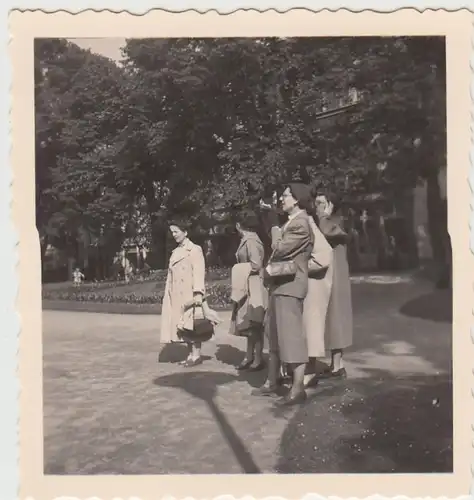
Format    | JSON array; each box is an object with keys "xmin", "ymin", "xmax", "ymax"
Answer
[
  {"xmin": 42, "ymin": 277, "xmax": 233, "ymax": 310},
  {"xmin": 43, "ymin": 267, "xmax": 230, "ymax": 292},
  {"xmin": 206, "ymin": 267, "xmax": 231, "ymax": 282}
]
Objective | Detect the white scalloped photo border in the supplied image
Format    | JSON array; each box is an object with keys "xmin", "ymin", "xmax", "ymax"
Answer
[{"xmin": 3, "ymin": 6, "xmax": 473, "ymax": 500}]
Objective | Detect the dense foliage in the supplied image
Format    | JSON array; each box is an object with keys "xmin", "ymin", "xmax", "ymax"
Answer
[{"xmin": 35, "ymin": 36, "xmax": 446, "ymax": 274}]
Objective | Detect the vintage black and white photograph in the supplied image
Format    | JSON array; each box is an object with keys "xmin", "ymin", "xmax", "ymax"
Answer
[{"xmin": 34, "ymin": 31, "xmax": 454, "ymax": 476}]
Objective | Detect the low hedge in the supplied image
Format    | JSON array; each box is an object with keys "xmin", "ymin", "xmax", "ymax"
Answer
[
  {"xmin": 42, "ymin": 280, "xmax": 232, "ymax": 309},
  {"xmin": 43, "ymin": 267, "xmax": 230, "ymax": 291},
  {"xmin": 42, "ymin": 268, "xmax": 231, "ymax": 309}
]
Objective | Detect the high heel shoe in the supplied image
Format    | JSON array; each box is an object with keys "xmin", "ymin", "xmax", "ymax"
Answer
[
  {"xmin": 251, "ymin": 383, "xmax": 281, "ymax": 398},
  {"xmin": 178, "ymin": 358, "xmax": 192, "ymax": 366},
  {"xmin": 183, "ymin": 357, "xmax": 203, "ymax": 368},
  {"xmin": 237, "ymin": 359, "xmax": 254, "ymax": 371},
  {"xmin": 247, "ymin": 361, "xmax": 265, "ymax": 372},
  {"xmin": 317, "ymin": 368, "xmax": 347, "ymax": 380},
  {"xmin": 276, "ymin": 390, "xmax": 307, "ymax": 406}
]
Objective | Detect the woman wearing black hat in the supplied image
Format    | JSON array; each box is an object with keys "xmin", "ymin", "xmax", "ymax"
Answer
[{"xmin": 254, "ymin": 183, "xmax": 314, "ymax": 406}]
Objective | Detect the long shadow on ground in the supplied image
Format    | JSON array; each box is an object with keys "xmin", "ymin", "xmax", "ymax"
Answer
[
  {"xmin": 214, "ymin": 344, "xmax": 268, "ymax": 389},
  {"xmin": 158, "ymin": 343, "xmax": 213, "ymax": 364},
  {"xmin": 276, "ymin": 374, "xmax": 452, "ymax": 474},
  {"xmin": 399, "ymin": 289, "xmax": 452, "ymax": 323},
  {"xmin": 154, "ymin": 371, "xmax": 261, "ymax": 474}
]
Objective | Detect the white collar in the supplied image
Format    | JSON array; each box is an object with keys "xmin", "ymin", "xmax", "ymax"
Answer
[{"xmin": 286, "ymin": 209, "xmax": 304, "ymax": 223}]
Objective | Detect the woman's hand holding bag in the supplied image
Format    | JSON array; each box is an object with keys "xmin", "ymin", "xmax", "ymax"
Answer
[{"xmin": 176, "ymin": 297, "xmax": 220, "ymax": 343}]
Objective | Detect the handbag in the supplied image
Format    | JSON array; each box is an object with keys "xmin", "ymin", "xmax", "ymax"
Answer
[
  {"xmin": 177, "ymin": 304, "xmax": 215, "ymax": 342},
  {"xmin": 308, "ymin": 257, "xmax": 330, "ymax": 278},
  {"xmin": 263, "ymin": 260, "xmax": 297, "ymax": 281}
]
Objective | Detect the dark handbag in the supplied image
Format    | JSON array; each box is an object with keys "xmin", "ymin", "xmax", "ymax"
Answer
[
  {"xmin": 263, "ymin": 260, "xmax": 297, "ymax": 282},
  {"xmin": 177, "ymin": 305, "xmax": 214, "ymax": 343}
]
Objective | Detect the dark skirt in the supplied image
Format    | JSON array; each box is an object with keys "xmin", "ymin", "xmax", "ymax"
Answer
[{"xmin": 265, "ymin": 294, "xmax": 308, "ymax": 364}]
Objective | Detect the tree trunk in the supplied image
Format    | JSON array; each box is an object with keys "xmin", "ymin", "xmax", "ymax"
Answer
[
  {"xmin": 426, "ymin": 171, "xmax": 451, "ymax": 286},
  {"xmin": 39, "ymin": 234, "xmax": 48, "ymax": 278},
  {"xmin": 426, "ymin": 173, "xmax": 444, "ymax": 261},
  {"xmin": 401, "ymin": 189, "xmax": 420, "ymax": 268},
  {"xmin": 145, "ymin": 192, "xmax": 168, "ymax": 269},
  {"xmin": 67, "ymin": 257, "xmax": 75, "ymax": 282},
  {"xmin": 152, "ymin": 223, "xmax": 169, "ymax": 269}
]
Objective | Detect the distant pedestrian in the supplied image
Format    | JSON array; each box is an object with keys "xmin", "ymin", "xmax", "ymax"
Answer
[
  {"xmin": 72, "ymin": 267, "xmax": 85, "ymax": 287},
  {"xmin": 123, "ymin": 257, "xmax": 133, "ymax": 283}
]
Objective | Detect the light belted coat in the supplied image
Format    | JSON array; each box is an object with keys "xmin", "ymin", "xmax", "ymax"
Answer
[
  {"xmin": 229, "ymin": 232, "xmax": 268, "ymax": 336},
  {"xmin": 303, "ymin": 216, "xmax": 334, "ymax": 357},
  {"xmin": 160, "ymin": 238, "xmax": 206, "ymax": 344},
  {"xmin": 319, "ymin": 214, "xmax": 353, "ymax": 351}
]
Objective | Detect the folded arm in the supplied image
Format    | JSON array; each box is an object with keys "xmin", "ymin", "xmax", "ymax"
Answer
[
  {"xmin": 271, "ymin": 219, "xmax": 312, "ymax": 261},
  {"xmin": 309, "ymin": 217, "xmax": 333, "ymax": 270},
  {"xmin": 246, "ymin": 240, "xmax": 265, "ymax": 274},
  {"xmin": 191, "ymin": 245, "xmax": 206, "ymax": 303},
  {"xmin": 318, "ymin": 215, "xmax": 349, "ymax": 244}
]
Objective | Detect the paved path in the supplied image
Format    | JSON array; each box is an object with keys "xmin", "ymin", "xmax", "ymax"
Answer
[{"xmin": 43, "ymin": 280, "xmax": 452, "ymax": 474}]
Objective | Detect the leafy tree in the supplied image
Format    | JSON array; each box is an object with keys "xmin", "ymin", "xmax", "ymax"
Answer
[
  {"xmin": 36, "ymin": 36, "xmax": 447, "ymax": 275},
  {"xmin": 35, "ymin": 39, "xmax": 129, "ymax": 277}
]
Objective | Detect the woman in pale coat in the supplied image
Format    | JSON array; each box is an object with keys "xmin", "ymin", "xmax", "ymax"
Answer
[
  {"xmin": 315, "ymin": 190, "xmax": 353, "ymax": 379},
  {"xmin": 229, "ymin": 210, "xmax": 267, "ymax": 371},
  {"xmin": 302, "ymin": 205, "xmax": 334, "ymax": 387},
  {"xmin": 160, "ymin": 220, "xmax": 214, "ymax": 367}
]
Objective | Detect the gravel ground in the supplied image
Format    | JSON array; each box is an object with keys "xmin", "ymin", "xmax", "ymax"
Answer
[{"xmin": 42, "ymin": 279, "xmax": 452, "ymax": 474}]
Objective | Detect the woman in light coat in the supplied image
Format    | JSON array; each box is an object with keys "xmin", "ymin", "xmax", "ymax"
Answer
[
  {"xmin": 229, "ymin": 210, "xmax": 268, "ymax": 371},
  {"xmin": 160, "ymin": 220, "xmax": 214, "ymax": 367},
  {"xmin": 315, "ymin": 190, "xmax": 353, "ymax": 379},
  {"xmin": 302, "ymin": 207, "xmax": 334, "ymax": 387}
]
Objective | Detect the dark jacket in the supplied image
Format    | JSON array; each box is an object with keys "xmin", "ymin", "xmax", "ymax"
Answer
[{"xmin": 268, "ymin": 210, "xmax": 314, "ymax": 299}]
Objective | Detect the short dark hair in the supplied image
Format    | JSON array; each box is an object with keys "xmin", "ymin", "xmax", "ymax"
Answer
[
  {"xmin": 168, "ymin": 218, "xmax": 192, "ymax": 233},
  {"xmin": 234, "ymin": 209, "xmax": 261, "ymax": 232},
  {"xmin": 285, "ymin": 182, "xmax": 313, "ymax": 214},
  {"xmin": 315, "ymin": 188, "xmax": 342, "ymax": 213}
]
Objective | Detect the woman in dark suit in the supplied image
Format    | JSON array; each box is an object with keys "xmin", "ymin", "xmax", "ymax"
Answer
[
  {"xmin": 315, "ymin": 189, "xmax": 353, "ymax": 379},
  {"xmin": 254, "ymin": 183, "xmax": 314, "ymax": 406}
]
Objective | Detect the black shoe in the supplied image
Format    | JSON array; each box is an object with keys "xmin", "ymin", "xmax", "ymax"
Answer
[
  {"xmin": 276, "ymin": 390, "xmax": 307, "ymax": 406},
  {"xmin": 318, "ymin": 368, "xmax": 347, "ymax": 380},
  {"xmin": 237, "ymin": 359, "xmax": 253, "ymax": 371},
  {"xmin": 248, "ymin": 361, "xmax": 265, "ymax": 372},
  {"xmin": 251, "ymin": 384, "xmax": 280, "ymax": 398},
  {"xmin": 183, "ymin": 357, "xmax": 203, "ymax": 368}
]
